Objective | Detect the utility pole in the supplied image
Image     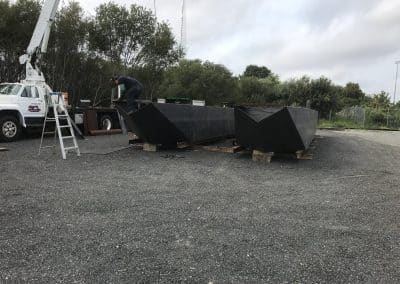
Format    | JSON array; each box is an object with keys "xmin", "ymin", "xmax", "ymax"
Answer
[{"xmin": 394, "ymin": 60, "xmax": 400, "ymax": 104}]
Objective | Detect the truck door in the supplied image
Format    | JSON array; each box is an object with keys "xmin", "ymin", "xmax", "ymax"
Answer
[{"xmin": 19, "ymin": 85, "xmax": 46, "ymax": 126}]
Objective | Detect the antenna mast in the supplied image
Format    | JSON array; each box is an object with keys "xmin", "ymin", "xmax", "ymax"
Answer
[
  {"xmin": 153, "ymin": 0, "xmax": 157, "ymax": 48},
  {"xmin": 180, "ymin": 0, "xmax": 186, "ymax": 53}
]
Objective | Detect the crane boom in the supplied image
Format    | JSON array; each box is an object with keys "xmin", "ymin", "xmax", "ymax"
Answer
[{"xmin": 19, "ymin": 0, "xmax": 60, "ymax": 83}]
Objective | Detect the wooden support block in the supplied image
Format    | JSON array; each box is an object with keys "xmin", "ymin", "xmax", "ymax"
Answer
[
  {"xmin": 232, "ymin": 145, "xmax": 245, "ymax": 153},
  {"xmin": 298, "ymin": 154, "xmax": 313, "ymax": 160},
  {"xmin": 177, "ymin": 142, "xmax": 191, "ymax": 150},
  {"xmin": 296, "ymin": 150, "xmax": 313, "ymax": 160},
  {"xmin": 201, "ymin": 145, "xmax": 244, "ymax": 154},
  {"xmin": 296, "ymin": 150, "xmax": 304, "ymax": 159},
  {"xmin": 143, "ymin": 143, "xmax": 158, "ymax": 152},
  {"xmin": 252, "ymin": 150, "xmax": 274, "ymax": 163}
]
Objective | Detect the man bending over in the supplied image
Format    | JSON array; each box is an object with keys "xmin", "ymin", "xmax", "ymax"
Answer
[{"xmin": 111, "ymin": 75, "xmax": 143, "ymax": 115}]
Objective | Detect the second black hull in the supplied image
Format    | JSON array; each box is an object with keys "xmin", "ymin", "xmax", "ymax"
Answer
[{"xmin": 235, "ymin": 106, "xmax": 318, "ymax": 153}]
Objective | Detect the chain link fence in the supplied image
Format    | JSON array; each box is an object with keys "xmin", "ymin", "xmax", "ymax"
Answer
[{"xmin": 333, "ymin": 106, "xmax": 400, "ymax": 129}]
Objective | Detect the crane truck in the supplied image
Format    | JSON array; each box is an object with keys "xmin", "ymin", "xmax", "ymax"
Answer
[{"xmin": 0, "ymin": 0, "xmax": 120, "ymax": 142}]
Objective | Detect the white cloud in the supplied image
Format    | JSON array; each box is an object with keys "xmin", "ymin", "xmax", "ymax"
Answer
[{"xmin": 70, "ymin": 0, "xmax": 400, "ymax": 99}]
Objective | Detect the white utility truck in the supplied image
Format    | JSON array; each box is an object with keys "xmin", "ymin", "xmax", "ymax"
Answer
[
  {"xmin": 0, "ymin": 0, "xmax": 121, "ymax": 142},
  {"xmin": 0, "ymin": 0, "xmax": 59, "ymax": 142}
]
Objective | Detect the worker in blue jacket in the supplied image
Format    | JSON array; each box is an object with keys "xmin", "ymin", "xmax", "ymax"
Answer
[{"xmin": 111, "ymin": 75, "xmax": 143, "ymax": 115}]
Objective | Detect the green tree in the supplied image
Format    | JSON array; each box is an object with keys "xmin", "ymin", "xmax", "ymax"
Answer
[
  {"xmin": 342, "ymin": 82, "xmax": 366, "ymax": 107},
  {"xmin": 88, "ymin": 2, "xmax": 156, "ymax": 68},
  {"xmin": 43, "ymin": 1, "xmax": 91, "ymax": 104},
  {"xmin": 135, "ymin": 22, "xmax": 183, "ymax": 99},
  {"xmin": 278, "ymin": 76, "xmax": 312, "ymax": 106},
  {"xmin": 158, "ymin": 59, "xmax": 238, "ymax": 105},
  {"xmin": 0, "ymin": 0, "xmax": 41, "ymax": 82},
  {"xmin": 309, "ymin": 77, "xmax": 343, "ymax": 118},
  {"xmin": 237, "ymin": 75, "xmax": 280, "ymax": 105},
  {"xmin": 368, "ymin": 91, "xmax": 391, "ymax": 109},
  {"xmin": 243, "ymin": 65, "xmax": 272, "ymax": 79},
  {"xmin": 277, "ymin": 76, "xmax": 343, "ymax": 117},
  {"xmin": 88, "ymin": 2, "xmax": 182, "ymax": 101}
]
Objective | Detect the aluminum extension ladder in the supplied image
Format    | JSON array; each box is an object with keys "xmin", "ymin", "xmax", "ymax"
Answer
[{"xmin": 38, "ymin": 92, "xmax": 80, "ymax": 159}]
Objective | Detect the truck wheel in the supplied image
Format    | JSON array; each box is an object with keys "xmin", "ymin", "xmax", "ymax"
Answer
[
  {"xmin": 100, "ymin": 115, "xmax": 113, "ymax": 131},
  {"xmin": 0, "ymin": 115, "xmax": 22, "ymax": 142}
]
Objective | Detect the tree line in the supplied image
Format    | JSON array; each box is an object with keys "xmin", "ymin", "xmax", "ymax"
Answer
[
  {"xmin": 0, "ymin": 0, "xmax": 394, "ymax": 118},
  {"xmin": 0, "ymin": 0, "xmax": 181, "ymax": 106}
]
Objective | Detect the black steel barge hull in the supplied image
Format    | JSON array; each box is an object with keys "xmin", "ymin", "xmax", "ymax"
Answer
[
  {"xmin": 116, "ymin": 103, "xmax": 235, "ymax": 145},
  {"xmin": 235, "ymin": 106, "xmax": 318, "ymax": 153}
]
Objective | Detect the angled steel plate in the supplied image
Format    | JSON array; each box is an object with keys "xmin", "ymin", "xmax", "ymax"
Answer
[{"xmin": 235, "ymin": 106, "xmax": 318, "ymax": 153}]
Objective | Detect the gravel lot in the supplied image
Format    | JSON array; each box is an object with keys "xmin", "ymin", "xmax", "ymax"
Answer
[
  {"xmin": 339, "ymin": 129, "xmax": 400, "ymax": 147},
  {"xmin": 1, "ymin": 130, "xmax": 400, "ymax": 283}
]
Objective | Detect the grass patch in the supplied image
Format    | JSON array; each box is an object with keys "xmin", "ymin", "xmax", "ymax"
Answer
[
  {"xmin": 319, "ymin": 119, "xmax": 361, "ymax": 129},
  {"xmin": 319, "ymin": 119, "xmax": 399, "ymax": 130}
]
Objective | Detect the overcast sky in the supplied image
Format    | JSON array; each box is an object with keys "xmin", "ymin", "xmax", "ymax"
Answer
[{"xmin": 78, "ymin": 0, "xmax": 400, "ymax": 99}]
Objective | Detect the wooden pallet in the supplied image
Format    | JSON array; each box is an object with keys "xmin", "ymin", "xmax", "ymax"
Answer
[
  {"xmin": 137, "ymin": 138, "xmax": 245, "ymax": 154},
  {"xmin": 140, "ymin": 143, "xmax": 244, "ymax": 154},
  {"xmin": 143, "ymin": 143, "xmax": 159, "ymax": 152},
  {"xmin": 177, "ymin": 142, "xmax": 191, "ymax": 150},
  {"xmin": 295, "ymin": 150, "xmax": 314, "ymax": 160},
  {"xmin": 251, "ymin": 150, "xmax": 314, "ymax": 163},
  {"xmin": 141, "ymin": 142, "xmax": 181, "ymax": 152},
  {"xmin": 197, "ymin": 145, "xmax": 244, "ymax": 154},
  {"xmin": 252, "ymin": 150, "xmax": 274, "ymax": 162}
]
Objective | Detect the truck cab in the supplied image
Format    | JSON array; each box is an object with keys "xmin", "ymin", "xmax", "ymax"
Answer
[{"xmin": 0, "ymin": 82, "xmax": 48, "ymax": 141}]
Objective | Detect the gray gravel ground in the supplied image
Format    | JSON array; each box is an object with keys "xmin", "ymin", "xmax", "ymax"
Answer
[
  {"xmin": 339, "ymin": 129, "xmax": 400, "ymax": 147},
  {"xmin": 1, "ymin": 130, "xmax": 400, "ymax": 283}
]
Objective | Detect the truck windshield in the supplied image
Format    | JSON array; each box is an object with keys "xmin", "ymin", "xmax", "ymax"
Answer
[{"xmin": 0, "ymin": 84, "xmax": 21, "ymax": 96}]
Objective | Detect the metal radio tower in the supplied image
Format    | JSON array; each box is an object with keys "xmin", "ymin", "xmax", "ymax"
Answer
[{"xmin": 180, "ymin": 0, "xmax": 187, "ymax": 53}]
